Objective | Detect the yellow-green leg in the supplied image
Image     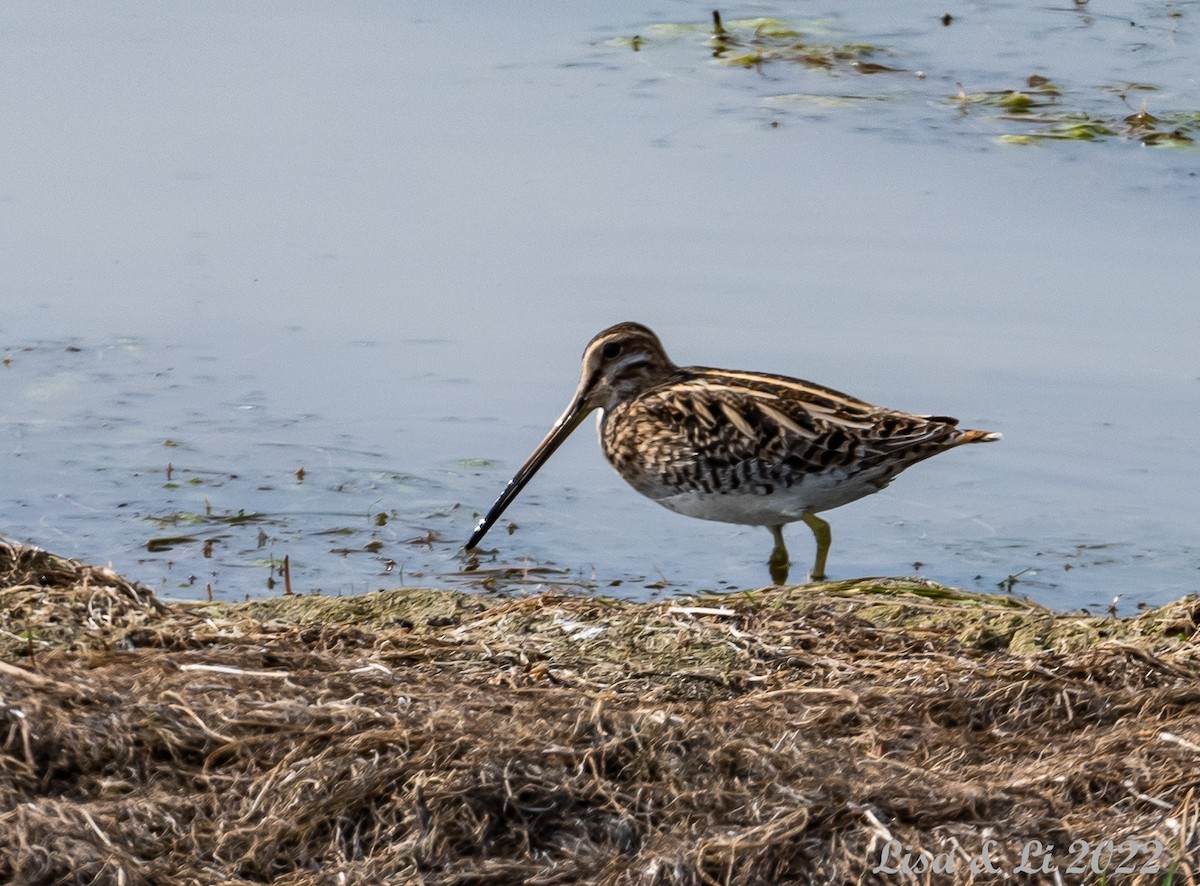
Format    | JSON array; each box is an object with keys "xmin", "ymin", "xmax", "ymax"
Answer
[
  {"xmin": 800, "ymin": 512, "xmax": 831, "ymax": 581},
  {"xmin": 768, "ymin": 524, "xmax": 789, "ymax": 585}
]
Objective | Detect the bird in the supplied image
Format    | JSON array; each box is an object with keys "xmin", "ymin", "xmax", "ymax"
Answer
[{"xmin": 464, "ymin": 322, "xmax": 998, "ymax": 584}]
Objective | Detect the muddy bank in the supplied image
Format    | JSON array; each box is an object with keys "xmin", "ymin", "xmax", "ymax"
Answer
[{"xmin": 2, "ymin": 539, "xmax": 1198, "ymax": 884}]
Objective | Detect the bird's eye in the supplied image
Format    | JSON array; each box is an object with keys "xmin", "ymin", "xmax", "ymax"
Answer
[{"xmin": 602, "ymin": 341, "xmax": 622, "ymax": 359}]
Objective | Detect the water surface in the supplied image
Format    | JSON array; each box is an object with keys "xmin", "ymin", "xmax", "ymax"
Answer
[{"xmin": 2, "ymin": 1, "xmax": 1197, "ymax": 611}]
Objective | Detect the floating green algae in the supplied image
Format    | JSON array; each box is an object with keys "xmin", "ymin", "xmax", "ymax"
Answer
[
  {"xmin": 611, "ymin": 10, "xmax": 889, "ymax": 72},
  {"xmin": 609, "ymin": 10, "xmax": 1198, "ymax": 150},
  {"xmin": 956, "ymin": 77, "xmax": 1197, "ymax": 146}
]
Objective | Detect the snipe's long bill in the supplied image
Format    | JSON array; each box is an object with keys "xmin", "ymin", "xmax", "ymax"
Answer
[{"xmin": 465, "ymin": 322, "xmax": 998, "ymax": 585}]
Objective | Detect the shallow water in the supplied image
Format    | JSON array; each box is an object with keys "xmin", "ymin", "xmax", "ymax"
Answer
[{"xmin": 2, "ymin": 1, "xmax": 1197, "ymax": 611}]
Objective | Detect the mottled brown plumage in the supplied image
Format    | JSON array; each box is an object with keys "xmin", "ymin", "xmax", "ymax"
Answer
[{"xmin": 466, "ymin": 322, "xmax": 998, "ymax": 583}]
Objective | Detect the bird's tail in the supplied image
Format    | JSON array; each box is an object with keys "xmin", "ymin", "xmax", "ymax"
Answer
[{"xmin": 958, "ymin": 429, "xmax": 1001, "ymax": 444}]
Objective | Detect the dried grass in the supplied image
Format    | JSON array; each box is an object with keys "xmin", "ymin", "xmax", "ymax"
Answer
[{"xmin": 2, "ymin": 538, "xmax": 1200, "ymax": 884}]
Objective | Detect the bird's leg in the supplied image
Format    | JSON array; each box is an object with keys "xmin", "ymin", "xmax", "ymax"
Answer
[
  {"xmin": 767, "ymin": 525, "xmax": 790, "ymax": 585},
  {"xmin": 800, "ymin": 512, "xmax": 831, "ymax": 581}
]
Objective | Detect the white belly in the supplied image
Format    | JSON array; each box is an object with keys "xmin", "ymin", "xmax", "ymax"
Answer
[{"xmin": 644, "ymin": 469, "xmax": 889, "ymax": 526}]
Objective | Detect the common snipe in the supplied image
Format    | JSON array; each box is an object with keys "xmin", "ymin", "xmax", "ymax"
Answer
[{"xmin": 465, "ymin": 322, "xmax": 998, "ymax": 584}]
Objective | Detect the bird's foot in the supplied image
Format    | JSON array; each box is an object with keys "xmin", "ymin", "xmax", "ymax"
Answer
[{"xmin": 768, "ymin": 556, "xmax": 790, "ymax": 585}]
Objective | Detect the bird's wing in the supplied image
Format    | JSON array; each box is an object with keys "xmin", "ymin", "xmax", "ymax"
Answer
[{"xmin": 644, "ymin": 367, "xmax": 964, "ymax": 472}]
